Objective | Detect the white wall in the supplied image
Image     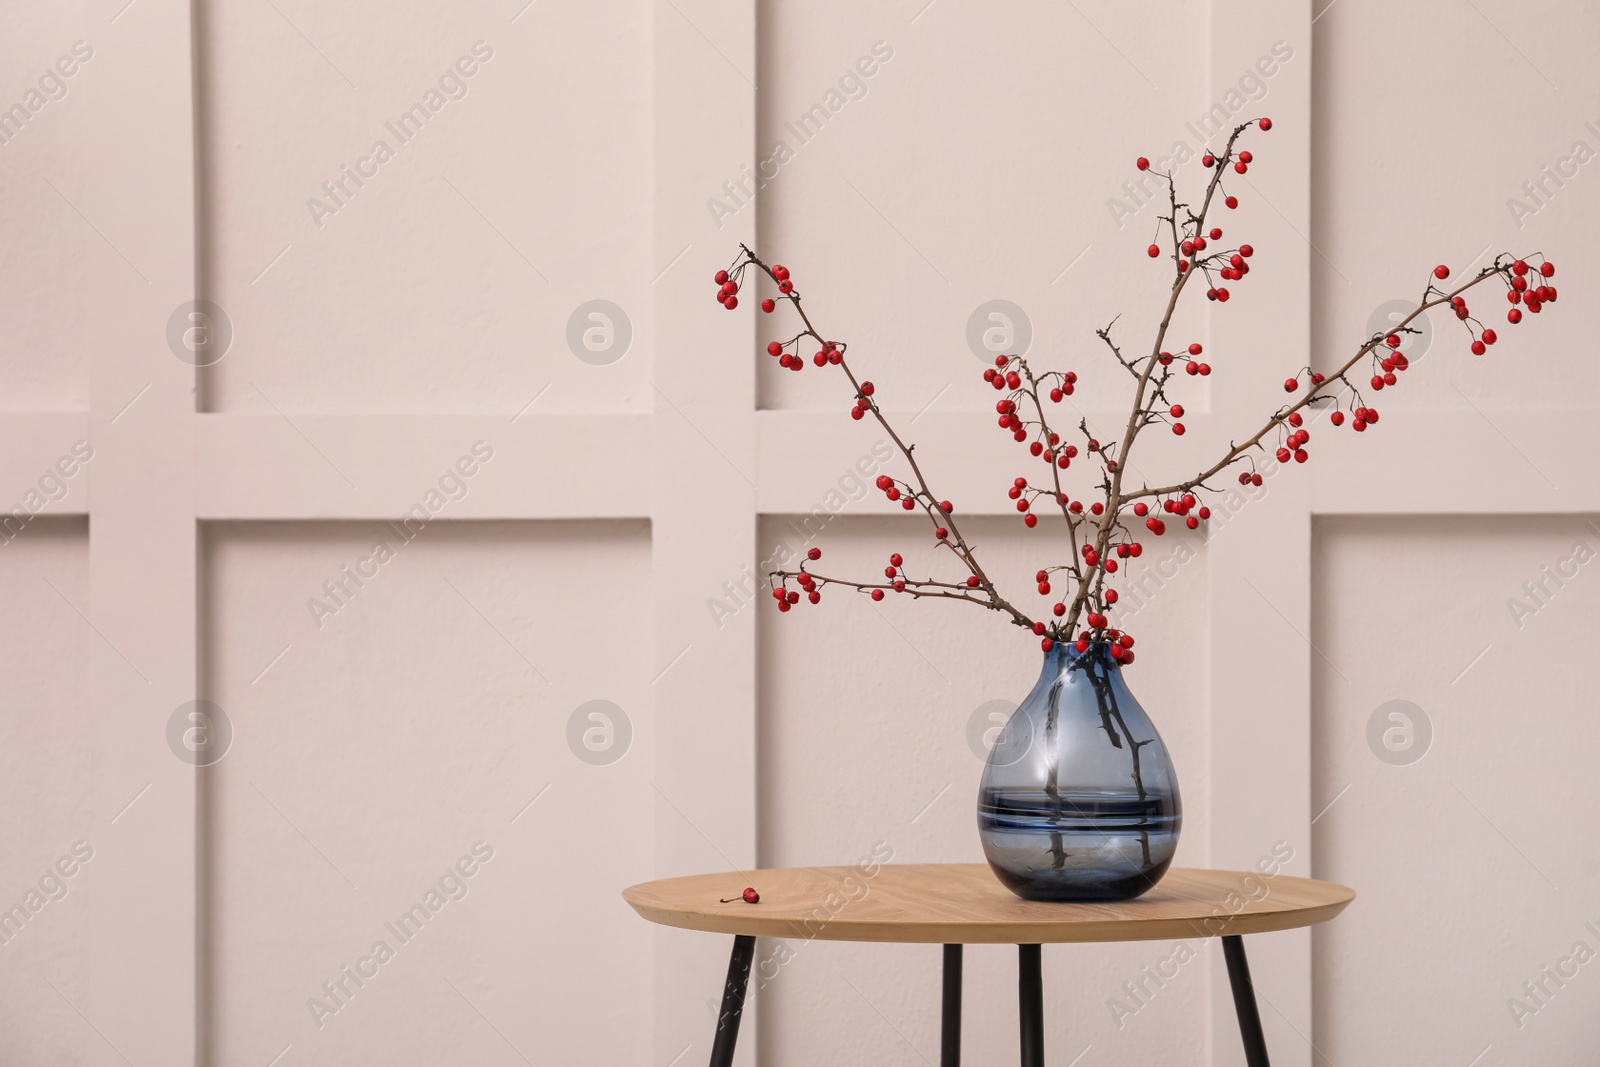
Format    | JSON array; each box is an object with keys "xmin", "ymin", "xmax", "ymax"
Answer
[{"xmin": 2, "ymin": 0, "xmax": 1597, "ymax": 1065}]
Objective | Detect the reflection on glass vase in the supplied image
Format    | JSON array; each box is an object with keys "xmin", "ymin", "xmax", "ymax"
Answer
[{"xmin": 978, "ymin": 641, "xmax": 1181, "ymax": 902}]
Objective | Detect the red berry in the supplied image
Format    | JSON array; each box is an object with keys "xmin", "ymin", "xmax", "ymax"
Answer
[
  {"xmin": 966, "ymin": 575, "xmax": 980, "ymax": 588},
  {"xmin": 714, "ymin": 270, "xmax": 729, "ymax": 285},
  {"xmin": 1258, "ymin": 117, "xmax": 1272, "ymax": 130},
  {"xmin": 1471, "ymin": 340, "xmax": 1486, "ymax": 355},
  {"xmin": 1225, "ymin": 195, "xmax": 1238, "ymax": 209},
  {"xmin": 889, "ymin": 553, "xmax": 903, "ymax": 566},
  {"xmin": 1041, "ymin": 638, "xmax": 1054, "ymax": 651},
  {"xmin": 1239, "ymin": 151, "xmax": 1253, "ymax": 164},
  {"xmin": 1482, "ymin": 329, "xmax": 1497, "ymax": 345},
  {"xmin": 1170, "ymin": 404, "xmax": 1184, "ymax": 417},
  {"xmin": 1239, "ymin": 244, "xmax": 1253, "ymax": 257},
  {"xmin": 767, "ymin": 341, "xmax": 783, "ymax": 357},
  {"xmin": 761, "ymin": 298, "xmax": 776, "ymax": 313},
  {"xmin": 1188, "ymin": 343, "xmax": 1203, "ymax": 355},
  {"xmin": 860, "ymin": 381, "xmax": 875, "ymax": 396},
  {"xmin": 1136, "ymin": 156, "xmax": 1150, "ymax": 171},
  {"xmin": 1284, "ymin": 378, "xmax": 1298, "ymax": 392},
  {"xmin": 723, "ymin": 295, "xmax": 737, "ymax": 309},
  {"xmin": 1331, "ymin": 411, "xmax": 1345, "ymax": 426},
  {"xmin": 1508, "ymin": 308, "xmax": 1523, "ymax": 324},
  {"xmin": 807, "ymin": 547, "xmax": 821, "ymax": 561},
  {"xmin": 1172, "ymin": 423, "xmax": 1185, "ymax": 435},
  {"xmin": 1540, "ymin": 262, "xmax": 1555, "ymax": 277},
  {"xmin": 1148, "ymin": 244, "xmax": 1161, "ymax": 258},
  {"xmin": 1434, "ymin": 265, "xmax": 1450, "ymax": 280}
]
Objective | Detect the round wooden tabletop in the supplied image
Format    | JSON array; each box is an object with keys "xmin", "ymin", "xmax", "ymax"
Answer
[{"xmin": 623, "ymin": 864, "xmax": 1354, "ymax": 945}]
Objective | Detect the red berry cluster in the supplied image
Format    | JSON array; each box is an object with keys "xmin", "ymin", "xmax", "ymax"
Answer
[{"xmin": 721, "ymin": 116, "xmax": 1561, "ymax": 663}]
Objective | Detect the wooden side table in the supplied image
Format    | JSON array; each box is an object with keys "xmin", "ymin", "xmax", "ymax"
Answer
[{"xmin": 624, "ymin": 863, "xmax": 1353, "ymax": 1067}]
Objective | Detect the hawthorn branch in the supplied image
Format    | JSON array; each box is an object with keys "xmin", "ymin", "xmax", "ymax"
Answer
[
  {"xmin": 741, "ymin": 244, "xmax": 1038, "ymax": 632},
  {"xmin": 1124, "ymin": 261, "xmax": 1516, "ymax": 502}
]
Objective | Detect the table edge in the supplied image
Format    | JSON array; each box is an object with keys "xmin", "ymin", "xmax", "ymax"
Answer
[{"xmin": 622, "ymin": 866, "xmax": 1356, "ymax": 944}]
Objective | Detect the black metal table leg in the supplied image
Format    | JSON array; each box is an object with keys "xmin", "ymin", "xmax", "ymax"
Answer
[
  {"xmin": 1017, "ymin": 943, "xmax": 1043, "ymax": 1067},
  {"xmin": 941, "ymin": 944, "xmax": 962, "ymax": 1066},
  {"xmin": 1222, "ymin": 934, "xmax": 1271, "ymax": 1067},
  {"xmin": 708, "ymin": 934, "xmax": 756, "ymax": 1067}
]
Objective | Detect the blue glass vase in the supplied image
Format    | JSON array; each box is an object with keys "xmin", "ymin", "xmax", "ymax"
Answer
[{"xmin": 978, "ymin": 642, "xmax": 1182, "ymax": 901}]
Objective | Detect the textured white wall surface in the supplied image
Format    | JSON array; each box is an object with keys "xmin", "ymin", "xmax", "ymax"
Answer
[{"xmin": 1, "ymin": 0, "xmax": 1597, "ymax": 1065}]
